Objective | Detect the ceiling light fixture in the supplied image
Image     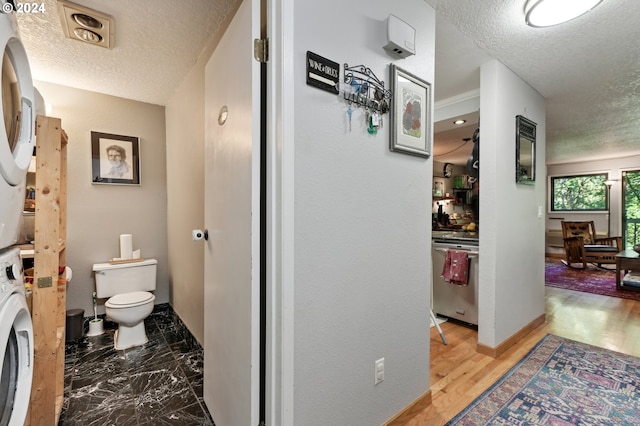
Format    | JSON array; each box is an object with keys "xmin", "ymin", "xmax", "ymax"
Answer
[
  {"xmin": 525, "ymin": 0, "xmax": 603, "ymax": 28},
  {"xmin": 72, "ymin": 13, "xmax": 103, "ymax": 30},
  {"xmin": 58, "ymin": 0, "xmax": 114, "ymax": 48},
  {"xmin": 453, "ymin": 119, "xmax": 466, "ymax": 125},
  {"xmin": 73, "ymin": 28, "xmax": 103, "ymax": 44}
]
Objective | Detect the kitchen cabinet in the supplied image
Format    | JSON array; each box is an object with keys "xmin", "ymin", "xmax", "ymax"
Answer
[{"xmin": 453, "ymin": 189, "xmax": 473, "ymax": 205}]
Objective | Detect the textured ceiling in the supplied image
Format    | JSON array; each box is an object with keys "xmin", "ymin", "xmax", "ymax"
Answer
[
  {"xmin": 426, "ymin": 0, "xmax": 640, "ymax": 165},
  {"xmin": 16, "ymin": 0, "xmax": 238, "ymax": 106},
  {"xmin": 14, "ymin": 1, "xmax": 640, "ymax": 164}
]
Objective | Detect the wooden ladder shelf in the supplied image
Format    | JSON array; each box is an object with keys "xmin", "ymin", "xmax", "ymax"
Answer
[{"xmin": 28, "ymin": 115, "xmax": 68, "ymax": 425}]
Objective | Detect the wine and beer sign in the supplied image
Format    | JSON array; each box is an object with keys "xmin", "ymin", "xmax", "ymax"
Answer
[{"xmin": 306, "ymin": 51, "xmax": 340, "ymax": 94}]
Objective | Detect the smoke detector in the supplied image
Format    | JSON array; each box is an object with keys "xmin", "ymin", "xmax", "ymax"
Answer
[{"xmin": 57, "ymin": 0, "xmax": 114, "ymax": 49}]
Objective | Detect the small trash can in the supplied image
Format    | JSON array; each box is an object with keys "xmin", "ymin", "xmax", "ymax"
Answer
[{"xmin": 65, "ymin": 309, "xmax": 84, "ymax": 342}]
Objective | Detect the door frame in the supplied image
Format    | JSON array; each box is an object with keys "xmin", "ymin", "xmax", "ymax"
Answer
[{"xmin": 265, "ymin": 0, "xmax": 295, "ymax": 424}]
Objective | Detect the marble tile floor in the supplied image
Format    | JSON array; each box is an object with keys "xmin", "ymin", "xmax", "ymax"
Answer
[{"xmin": 59, "ymin": 304, "xmax": 215, "ymax": 426}]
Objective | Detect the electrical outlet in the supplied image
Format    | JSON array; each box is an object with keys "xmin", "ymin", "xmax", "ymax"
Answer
[{"xmin": 374, "ymin": 358, "xmax": 385, "ymax": 385}]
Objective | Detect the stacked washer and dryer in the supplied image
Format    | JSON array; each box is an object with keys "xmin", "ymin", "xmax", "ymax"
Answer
[{"xmin": 0, "ymin": 1, "xmax": 37, "ymax": 425}]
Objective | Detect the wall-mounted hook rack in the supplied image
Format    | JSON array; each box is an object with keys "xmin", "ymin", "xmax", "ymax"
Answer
[{"xmin": 343, "ymin": 63, "xmax": 391, "ymax": 114}]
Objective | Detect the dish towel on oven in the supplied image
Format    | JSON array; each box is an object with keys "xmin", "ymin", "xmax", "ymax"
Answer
[{"xmin": 441, "ymin": 249, "xmax": 469, "ymax": 286}]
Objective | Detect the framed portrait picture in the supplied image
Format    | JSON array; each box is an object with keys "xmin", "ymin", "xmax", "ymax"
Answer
[
  {"xmin": 91, "ymin": 131, "xmax": 140, "ymax": 185},
  {"xmin": 389, "ymin": 64, "xmax": 432, "ymax": 158}
]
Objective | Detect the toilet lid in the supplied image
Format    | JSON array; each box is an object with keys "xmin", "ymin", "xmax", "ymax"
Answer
[{"xmin": 106, "ymin": 291, "xmax": 154, "ymax": 308}]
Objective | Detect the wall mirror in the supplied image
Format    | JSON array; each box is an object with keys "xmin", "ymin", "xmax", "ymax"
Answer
[{"xmin": 515, "ymin": 115, "xmax": 536, "ymax": 184}]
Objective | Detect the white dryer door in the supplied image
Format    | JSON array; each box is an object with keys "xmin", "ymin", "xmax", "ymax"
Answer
[
  {"xmin": 0, "ymin": 18, "xmax": 34, "ymax": 186},
  {"xmin": 0, "ymin": 293, "xmax": 34, "ymax": 426}
]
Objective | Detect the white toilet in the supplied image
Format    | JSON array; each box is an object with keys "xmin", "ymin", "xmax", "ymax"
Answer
[{"xmin": 92, "ymin": 259, "xmax": 158, "ymax": 350}]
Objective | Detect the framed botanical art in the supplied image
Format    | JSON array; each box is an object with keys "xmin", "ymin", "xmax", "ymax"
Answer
[
  {"xmin": 91, "ymin": 131, "xmax": 141, "ymax": 185},
  {"xmin": 389, "ymin": 64, "xmax": 432, "ymax": 158}
]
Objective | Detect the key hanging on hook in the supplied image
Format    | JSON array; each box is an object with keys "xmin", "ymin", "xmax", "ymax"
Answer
[{"xmin": 367, "ymin": 112, "xmax": 378, "ymax": 135}]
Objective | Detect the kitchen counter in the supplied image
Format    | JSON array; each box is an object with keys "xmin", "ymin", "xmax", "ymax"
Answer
[{"xmin": 432, "ymin": 230, "xmax": 479, "ymax": 244}]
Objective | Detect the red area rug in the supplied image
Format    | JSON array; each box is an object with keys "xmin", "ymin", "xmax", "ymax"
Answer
[{"xmin": 545, "ymin": 259, "xmax": 640, "ymax": 301}]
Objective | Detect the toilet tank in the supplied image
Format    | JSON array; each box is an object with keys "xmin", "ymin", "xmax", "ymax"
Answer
[{"xmin": 92, "ymin": 259, "xmax": 157, "ymax": 298}]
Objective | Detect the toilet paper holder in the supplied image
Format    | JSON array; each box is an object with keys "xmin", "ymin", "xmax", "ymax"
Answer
[{"xmin": 192, "ymin": 229, "xmax": 208, "ymax": 241}]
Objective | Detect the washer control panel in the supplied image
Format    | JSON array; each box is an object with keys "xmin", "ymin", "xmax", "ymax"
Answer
[{"xmin": 0, "ymin": 247, "xmax": 23, "ymax": 293}]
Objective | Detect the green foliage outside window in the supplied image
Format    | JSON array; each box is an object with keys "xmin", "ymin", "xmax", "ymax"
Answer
[
  {"xmin": 551, "ymin": 174, "xmax": 607, "ymax": 211},
  {"xmin": 624, "ymin": 171, "xmax": 640, "ymax": 248}
]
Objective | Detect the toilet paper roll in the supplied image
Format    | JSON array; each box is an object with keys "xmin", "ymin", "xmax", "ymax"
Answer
[
  {"xmin": 65, "ymin": 266, "xmax": 73, "ymax": 283},
  {"xmin": 132, "ymin": 249, "xmax": 141, "ymax": 259},
  {"xmin": 120, "ymin": 234, "xmax": 133, "ymax": 259}
]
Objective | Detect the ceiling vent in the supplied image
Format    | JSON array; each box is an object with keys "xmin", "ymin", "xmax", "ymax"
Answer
[{"xmin": 57, "ymin": 0, "xmax": 114, "ymax": 49}]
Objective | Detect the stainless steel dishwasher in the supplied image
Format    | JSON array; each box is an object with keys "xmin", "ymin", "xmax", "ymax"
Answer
[{"xmin": 432, "ymin": 234, "xmax": 479, "ymax": 327}]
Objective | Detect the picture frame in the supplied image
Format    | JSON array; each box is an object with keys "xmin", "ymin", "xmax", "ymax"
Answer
[
  {"xmin": 91, "ymin": 131, "xmax": 140, "ymax": 185},
  {"xmin": 433, "ymin": 177, "xmax": 445, "ymax": 197},
  {"xmin": 389, "ymin": 64, "xmax": 432, "ymax": 158},
  {"xmin": 515, "ymin": 115, "xmax": 536, "ymax": 185}
]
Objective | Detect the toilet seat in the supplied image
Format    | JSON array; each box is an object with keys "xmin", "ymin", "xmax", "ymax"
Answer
[{"xmin": 105, "ymin": 291, "xmax": 154, "ymax": 309}]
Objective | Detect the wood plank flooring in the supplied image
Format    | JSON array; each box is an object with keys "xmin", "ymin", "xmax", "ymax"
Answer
[{"xmin": 405, "ymin": 286, "xmax": 640, "ymax": 425}]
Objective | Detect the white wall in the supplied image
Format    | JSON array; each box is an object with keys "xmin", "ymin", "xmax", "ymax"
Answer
[
  {"xmin": 478, "ymin": 61, "xmax": 546, "ymax": 347},
  {"xmin": 32, "ymin": 82, "xmax": 169, "ymax": 315},
  {"xmin": 546, "ymin": 155, "xmax": 640, "ymax": 239},
  {"xmin": 287, "ymin": 1, "xmax": 435, "ymax": 423}
]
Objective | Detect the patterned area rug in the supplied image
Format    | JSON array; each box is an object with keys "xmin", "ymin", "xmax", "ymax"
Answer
[
  {"xmin": 545, "ymin": 259, "xmax": 640, "ymax": 301},
  {"xmin": 446, "ymin": 334, "xmax": 640, "ymax": 425}
]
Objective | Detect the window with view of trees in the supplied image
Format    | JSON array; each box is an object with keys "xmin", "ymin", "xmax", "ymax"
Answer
[
  {"xmin": 551, "ymin": 174, "xmax": 608, "ymax": 211},
  {"xmin": 623, "ymin": 170, "xmax": 640, "ymax": 248}
]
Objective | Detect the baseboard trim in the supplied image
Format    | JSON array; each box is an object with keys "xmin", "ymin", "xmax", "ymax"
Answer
[
  {"xmin": 477, "ymin": 314, "xmax": 546, "ymax": 358},
  {"xmin": 545, "ymin": 252, "xmax": 564, "ymax": 259},
  {"xmin": 383, "ymin": 389, "xmax": 432, "ymax": 426}
]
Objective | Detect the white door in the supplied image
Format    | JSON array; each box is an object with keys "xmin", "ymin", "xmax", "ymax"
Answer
[{"xmin": 203, "ymin": 0, "xmax": 261, "ymax": 425}]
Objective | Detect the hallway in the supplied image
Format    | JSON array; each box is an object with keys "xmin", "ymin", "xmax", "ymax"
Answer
[{"xmin": 406, "ymin": 287, "xmax": 640, "ymax": 425}]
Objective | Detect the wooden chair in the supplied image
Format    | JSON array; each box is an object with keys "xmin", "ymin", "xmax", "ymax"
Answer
[{"xmin": 561, "ymin": 221, "xmax": 622, "ymax": 268}]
